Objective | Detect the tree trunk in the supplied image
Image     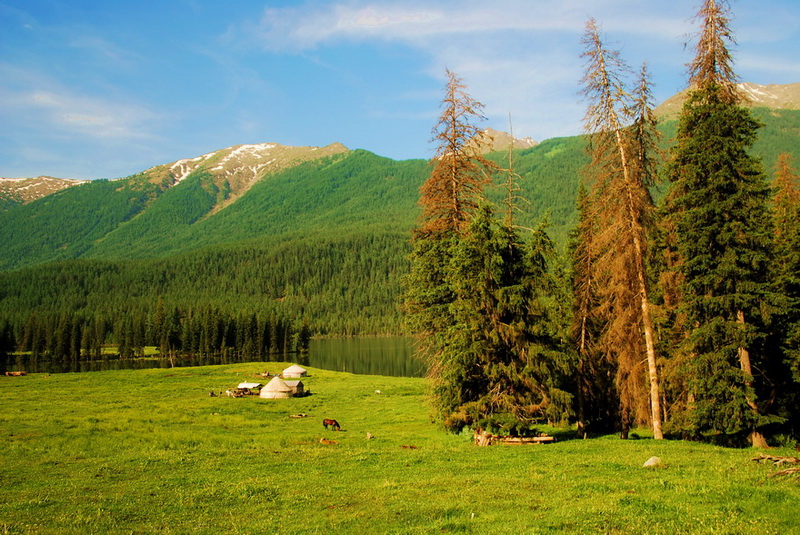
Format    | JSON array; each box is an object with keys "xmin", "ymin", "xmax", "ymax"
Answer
[
  {"xmin": 576, "ymin": 344, "xmax": 587, "ymax": 438},
  {"xmin": 639, "ymin": 283, "xmax": 664, "ymax": 439},
  {"xmin": 736, "ymin": 309, "xmax": 768, "ymax": 448},
  {"xmin": 615, "ymin": 129, "xmax": 664, "ymax": 440}
]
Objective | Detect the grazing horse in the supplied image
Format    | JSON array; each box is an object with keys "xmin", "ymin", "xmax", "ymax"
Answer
[{"xmin": 322, "ymin": 418, "xmax": 340, "ymax": 431}]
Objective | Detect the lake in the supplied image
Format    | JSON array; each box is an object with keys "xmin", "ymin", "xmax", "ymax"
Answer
[
  {"xmin": 306, "ymin": 336, "xmax": 424, "ymax": 377},
  {"xmin": 2, "ymin": 336, "xmax": 426, "ymax": 378}
]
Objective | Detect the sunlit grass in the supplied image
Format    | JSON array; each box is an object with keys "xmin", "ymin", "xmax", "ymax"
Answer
[{"xmin": 1, "ymin": 364, "xmax": 798, "ymax": 534}]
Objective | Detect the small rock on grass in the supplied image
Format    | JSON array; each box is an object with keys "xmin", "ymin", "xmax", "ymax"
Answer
[{"xmin": 643, "ymin": 456, "xmax": 663, "ymax": 468}]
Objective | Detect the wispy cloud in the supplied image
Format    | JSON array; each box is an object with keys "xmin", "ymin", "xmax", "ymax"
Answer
[
  {"xmin": 737, "ymin": 53, "xmax": 800, "ymax": 81},
  {"xmin": 236, "ymin": 0, "xmax": 696, "ymax": 141},
  {"xmin": 67, "ymin": 34, "xmax": 146, "ymax": 70},
  {"xmin": 246, "ymin": 0, "xmax": 687, "ymax": 51},
  {"xmin": 0, "ymin": 64, "xmax": 160, "ymax": 140}
]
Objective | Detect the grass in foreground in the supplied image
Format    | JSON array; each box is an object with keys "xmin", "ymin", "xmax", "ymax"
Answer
[{"xmin": 1, "ymin": 364, "xmax": 798, "ymax": 534}]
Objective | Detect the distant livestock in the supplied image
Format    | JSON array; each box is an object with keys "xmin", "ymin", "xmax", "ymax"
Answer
[{"xmin": 322, "ymin": 418, "xmax": 341, "ymax": 431}]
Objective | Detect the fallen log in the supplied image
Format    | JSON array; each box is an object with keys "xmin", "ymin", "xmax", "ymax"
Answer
[
  {"xmin": 473, "ymin": 428, "xmax": 554, "ymax": 446},
  {"xmin": 495, "ymin": 436, "xmax": 555, "ymax": 445},
  {"xmin": 769, "ymin": 467, "xmax": 800, "ymax": 478},
  {"xmin": 752, "ymin": 453, "xmax": 800, "ymax": 465}
]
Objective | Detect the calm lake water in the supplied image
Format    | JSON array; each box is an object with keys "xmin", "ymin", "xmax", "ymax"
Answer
[
  {"xmin": 306, "ymin": 336, "xmax": 424, "ymax": 377},
  {"xmin": 3, "ymin": 336, "xmax": 425, "ymax": 378}
]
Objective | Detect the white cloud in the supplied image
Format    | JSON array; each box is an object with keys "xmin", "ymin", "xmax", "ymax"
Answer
[
  {"xmin": 239, "ymin": 0, "xmax": 699, "ymax": 142},
  {"xmin": 248, "ymin": 0, "xmax": 689, "ymax": 51},
  {"xmin": 0, "ymin": 64, "xmax": 159, "ymax": 140}
]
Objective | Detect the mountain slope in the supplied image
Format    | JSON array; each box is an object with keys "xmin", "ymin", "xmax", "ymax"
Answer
[
  {"xmin": 654, "ymin": 82, "xmax": 800, "ymax": 118},
  {"xmin": 0, "ymin": 175, "xmax": 167, "ymax": 271},
  {"xmin": 0, "ymin": 176, "xmax": 87, "ymax": 210},
  {"xmin": 84, "ymin": 150, "xmax": 428, "ymax": 260},
  {"xmin": 3, "ymin": 109, "xmax": 800, "ymax": 273},
  {"xmin": 0, "ymin": 142, "xmax": 350, "ymax": 271}
]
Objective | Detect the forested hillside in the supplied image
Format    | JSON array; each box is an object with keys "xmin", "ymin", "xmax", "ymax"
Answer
[
  {"xmin": 1, "ymin": 110, "xmax": 799, "ymax": 346},
  {"xmin": 0, "ymin": 174, "xmax": 169, "ymax": 271}
]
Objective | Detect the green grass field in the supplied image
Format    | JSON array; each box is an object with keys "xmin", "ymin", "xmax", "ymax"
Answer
[{"xmin": 1, "ymin": 364, "xmax": 798, "ymax": 534}]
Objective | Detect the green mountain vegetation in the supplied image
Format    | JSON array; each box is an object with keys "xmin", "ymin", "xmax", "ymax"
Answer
[{"xmin": 0, "ymin": 110, "xmax": 799, "ymax": 360}]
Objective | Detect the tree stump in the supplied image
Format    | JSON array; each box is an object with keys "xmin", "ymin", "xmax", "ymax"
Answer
[{"xmin": 474, "ymin": 429, "xmax": 493, "ymax": 446}]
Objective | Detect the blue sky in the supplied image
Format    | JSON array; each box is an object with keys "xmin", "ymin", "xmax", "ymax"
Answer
[{"xmin": 2, "ymin": 0, "xmax": 799, "ymax": 179}]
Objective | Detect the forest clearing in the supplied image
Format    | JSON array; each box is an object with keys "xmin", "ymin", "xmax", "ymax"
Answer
[{"xmin": 1, "ymin": 364, "xmax": 798, "ymax": 534}]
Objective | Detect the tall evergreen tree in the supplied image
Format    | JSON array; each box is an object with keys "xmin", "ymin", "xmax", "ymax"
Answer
[
  {"xmin": 436, "ymin": 206, "xmax": 571, "ymax": 433},
  {"xmin": 580, "ymin": 19, "xmax": 663, "ymax": 439},
  {"xmin": 665, "ymin": 0, "xmax": 778, "ymax": 447},
  {"xmin": 405, "ymin": 70, "xmax": 493, "ymax": 426},
  {"xmin": 405, "ymin": 70, "xmax": 570, "ymax": 434}
]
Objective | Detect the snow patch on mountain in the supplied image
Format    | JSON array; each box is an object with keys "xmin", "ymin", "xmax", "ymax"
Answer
[
  {"xmin": 0, "ymin": 176, "xmax": 87, "ymax": 204},
  {"xmin": 169, "ymin": 152, "xmax": 216, "ymax": 184}
]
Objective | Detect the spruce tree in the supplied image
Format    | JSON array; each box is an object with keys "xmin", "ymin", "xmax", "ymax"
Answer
[
  {"xmin": 419, "ymin": 69, "xmax": 497, "ymax": 236},
  {"xmin": 405, "ymin": 70, "xmax": 569, "ymax": 434},
  {"xmin": 404, "ymin": 70, "xmax": 491, "ymax": 427},
  {"xmin": 438, "ymin": 206, "xmax": 571, "ymax": 433},
  {"xmin": 666, "ymin": 0, "xmax": 777, "ymax": 447},
  {"xmin": 773, "ymin": 153, "xmax": 800, "ymax": 292}
]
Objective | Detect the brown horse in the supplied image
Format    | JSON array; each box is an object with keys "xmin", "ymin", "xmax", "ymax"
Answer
[{"xmin": 322, "ymin": 418, "xmax": 340, "ymax": 431}]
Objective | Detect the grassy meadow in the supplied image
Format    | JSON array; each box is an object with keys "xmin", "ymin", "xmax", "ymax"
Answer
[{"xmin": 1, "ymin": 364, "xmax": 799, "ymax": 534}]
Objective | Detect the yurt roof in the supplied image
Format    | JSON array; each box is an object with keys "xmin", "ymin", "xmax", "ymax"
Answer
[
  {"xmin": 264, "ymin": 376, "xmax": 292, "ymax": 392},
  {"xmin": 283, "ymin": 364, "xmax": 307, "ymax": 375},
  {"xmin": 284, "ymin": 380, "xmax": 303, "ymax": 387}
]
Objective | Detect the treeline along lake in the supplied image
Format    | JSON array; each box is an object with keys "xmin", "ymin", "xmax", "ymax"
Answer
[{"xmin": 2, "ymin": 336, "xmax": 423, "ymax": 378}]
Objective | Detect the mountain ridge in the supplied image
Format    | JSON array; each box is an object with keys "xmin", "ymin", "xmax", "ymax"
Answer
[
  {"xmin": 653, "ymin": 81, "xmax": 800, "ymax": 118},
  {"xmin": 3, "ymin": 81, "xmax": 796, "ymax": 200},
  {"xmin": 0, "ymin": 176, "xmax": 89, "ymax": 206},
  {"xmin": 0, "ymin": 142, "xmax": 350, "ymax": 211},
  {"xmin": 1, "ymin": 83, "xmax": 798, "ymax": 274}
]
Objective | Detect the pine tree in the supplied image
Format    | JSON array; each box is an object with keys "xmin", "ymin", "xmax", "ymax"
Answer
[
  {"xmin": 580, "ymin": 19, "xmax": 663, "ymax": 439},
  {"xmin": 404, "ymin": 69, "xmax": 494, "ymax": 405},
  {"xmin": 666, "ymin": 0, "xmax": 777, "ymax": 447},
  {"xmin": 152, "ymin": 297, "xmax": 166, "ymax": 354}
]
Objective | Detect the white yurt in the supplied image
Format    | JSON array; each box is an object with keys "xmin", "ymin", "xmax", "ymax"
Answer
[
  {"xmin": 259, "ymin": 376, "xmax": 293, "ymax": 399},
  {"xmin": 282, "ymin": 364, "xmax": 308, "ymax": 378}
]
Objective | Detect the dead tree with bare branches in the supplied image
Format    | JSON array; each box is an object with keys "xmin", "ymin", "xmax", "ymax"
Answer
[{"xmin": 579, "ymin": 19, "xmax": 663, "ymax": 439}]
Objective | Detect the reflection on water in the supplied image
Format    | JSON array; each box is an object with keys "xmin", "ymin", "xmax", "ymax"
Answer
[
  {"xmin": 2, "ymin": 337, "xmax": 425, "ymax": 378},
  {"xmin": 3, "ymin": 354, "xmax": 255, "ymax": 375},
  {"xmin": 306, "ymin": 336, "xmax": 424, "ymax": 378}
]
